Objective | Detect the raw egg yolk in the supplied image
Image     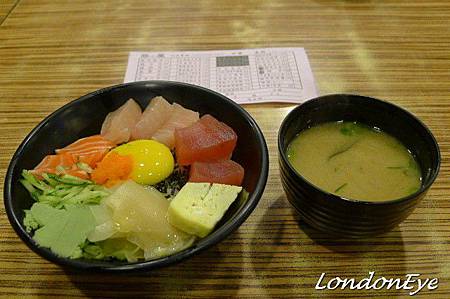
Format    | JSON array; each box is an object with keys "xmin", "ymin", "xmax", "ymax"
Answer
[{"xmin": 111, "ymin": 140, "xmax": 174, "ymax": 185}]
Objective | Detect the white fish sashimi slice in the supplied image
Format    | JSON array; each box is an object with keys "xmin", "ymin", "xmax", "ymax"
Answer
[
  {"xmin": 130, "ymin": 96, "xmax": 173, "ymax": 140},
  {"xmin": 152, "ymin": 103, "xmax": 199, "ymax": 148},
  {"xmin": 100, "ymin": 99, "xmax": 142, "ymax": 144}
]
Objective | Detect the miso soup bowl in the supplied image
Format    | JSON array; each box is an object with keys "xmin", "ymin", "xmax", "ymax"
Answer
[
  {"xmin": 278, "ymin": 94, "xmax": 440, "ymax": 238},
  {"xmin": 4, "ymin": 81, "xmax": 269, "ymax": 272}
]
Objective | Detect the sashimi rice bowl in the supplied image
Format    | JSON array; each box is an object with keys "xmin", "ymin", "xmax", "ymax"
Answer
[{"xmin": 4, "ymin": 81, "xmax": 268, "ymax": 271}]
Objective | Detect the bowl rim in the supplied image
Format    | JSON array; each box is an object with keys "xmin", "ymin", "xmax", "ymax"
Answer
[
  {"xmin": 4, "ymin": 80, "xmax": 269, "ymax": 272},
  {"xmin": 278, "ymin": 93, "xmax": 441, "ymax": 206}
]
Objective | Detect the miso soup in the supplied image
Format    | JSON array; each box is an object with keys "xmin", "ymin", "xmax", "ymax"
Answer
[{"xmin": 286, "ymin": 121, "xmax": 422, "ymax": 202}]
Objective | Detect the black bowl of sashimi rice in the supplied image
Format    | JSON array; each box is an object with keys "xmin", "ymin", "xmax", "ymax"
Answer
[{"xmin": 4, "ymin": 81, "xmax": 269, "ymax": 272}]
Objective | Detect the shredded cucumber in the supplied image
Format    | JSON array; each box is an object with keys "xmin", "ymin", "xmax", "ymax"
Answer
[
  {"xmin": 20, "ymin": 170, "xmax": 110, "ymax": 208},
  {"xmin": 76, "ymin": 162, "xmax": 93, "ymax": 173}
]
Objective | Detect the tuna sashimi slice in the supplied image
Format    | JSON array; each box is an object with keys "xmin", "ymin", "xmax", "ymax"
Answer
[
  {"xmin": 55, "ymin": 135, "xmax": 115, "ymax": 167},
  {"xmin": 101, "ymin": 99, "xmax": 142, "ymax": 144},
  {"xmin": 152, "ymin": 103, "xmax": 199, "ymax": 149},
  {"xmin": 174, "ymin": 114, "xmax": 237, "ymax": 166},
  {"xmin": 131, "ymin": 96, "xmax": 173, "ymax": 140},
  {"xmin": 189, "ymin": 160, "xmax": 244, "ymax": 186}
]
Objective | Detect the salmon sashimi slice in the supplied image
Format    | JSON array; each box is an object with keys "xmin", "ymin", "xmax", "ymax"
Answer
[
  {"xmin": 31, "ymin": 134, "xmax": 115, "ymax": 180},
  {"xmin": 63, "ymin": 168, "xmax": 90, "ymax": 180},
  {"xmin": 131, "ymin": 96, "xmax": 173, "ymax": 140},
  {"xmin": 174, "ymin": 114, "xmax": 237, "ymax": 166},
  {"xmin": 152, "ymin": 103, "xmax": 199, "ymax": 149},
  {"xmin": 31, "ymin": 153, "xmax": 89, "ymax": 179},
  {"xmin": 32, "ymin": 153, "xmax": 75, "ymax": 175},
  {"xmin": 189, "ymin": 160, "xmax": 244, "ymax": 186},
  {"xmin": 101, "ymin": 98, "xmax": 142, "ymax": 144},
  {"xmin": 55, "ymin": 135, "xmax": 116, "ymax": 167}
]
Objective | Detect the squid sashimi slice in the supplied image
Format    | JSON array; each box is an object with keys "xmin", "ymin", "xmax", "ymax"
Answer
[
  {"xmin": 55, "ymin": 135, "xmax": 115, "ymax": 168},
  {"xmin": 101, "ymin": 99, "xmax": 142, "ymax": 144},
  {"xmin": 128, "ymin": 231, "xmax": 194, "ymax": 261},
  {"xmin": 151, "ymin": 103, "xmax": 199, "ymax": 149},
  {"xmin": 189, "ymin": 160, "xmax": 244, "ymax": 186},
  {"xmin": 174, "ymin": 114, "xmax": 237, "ymax": 166},
  {"xmin": 89, "ymin": 180, "xmax": 194, "ymax": 260},
  {"xmin": 131, "ymin": 96, "xmax": 173, "ymax": 140}
]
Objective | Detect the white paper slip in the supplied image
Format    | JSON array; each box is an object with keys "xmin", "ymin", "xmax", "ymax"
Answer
[{"xmin": 124, "ymin": 48, "xmax": 318, "ymax": 104}]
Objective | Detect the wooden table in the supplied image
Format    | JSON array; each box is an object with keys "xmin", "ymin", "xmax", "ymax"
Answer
[{"xmin": 1, "ymin": 0, "xmax": 449, "ymax": 297}]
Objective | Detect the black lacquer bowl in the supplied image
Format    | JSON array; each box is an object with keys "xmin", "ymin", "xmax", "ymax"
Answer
[
  {"xmin": 278, "ymin": 94, "xmax": 440, "ymax": 238},
  {"xmin": 4, "ymin": 81, "xmax": 269, "ymax": 272}
]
